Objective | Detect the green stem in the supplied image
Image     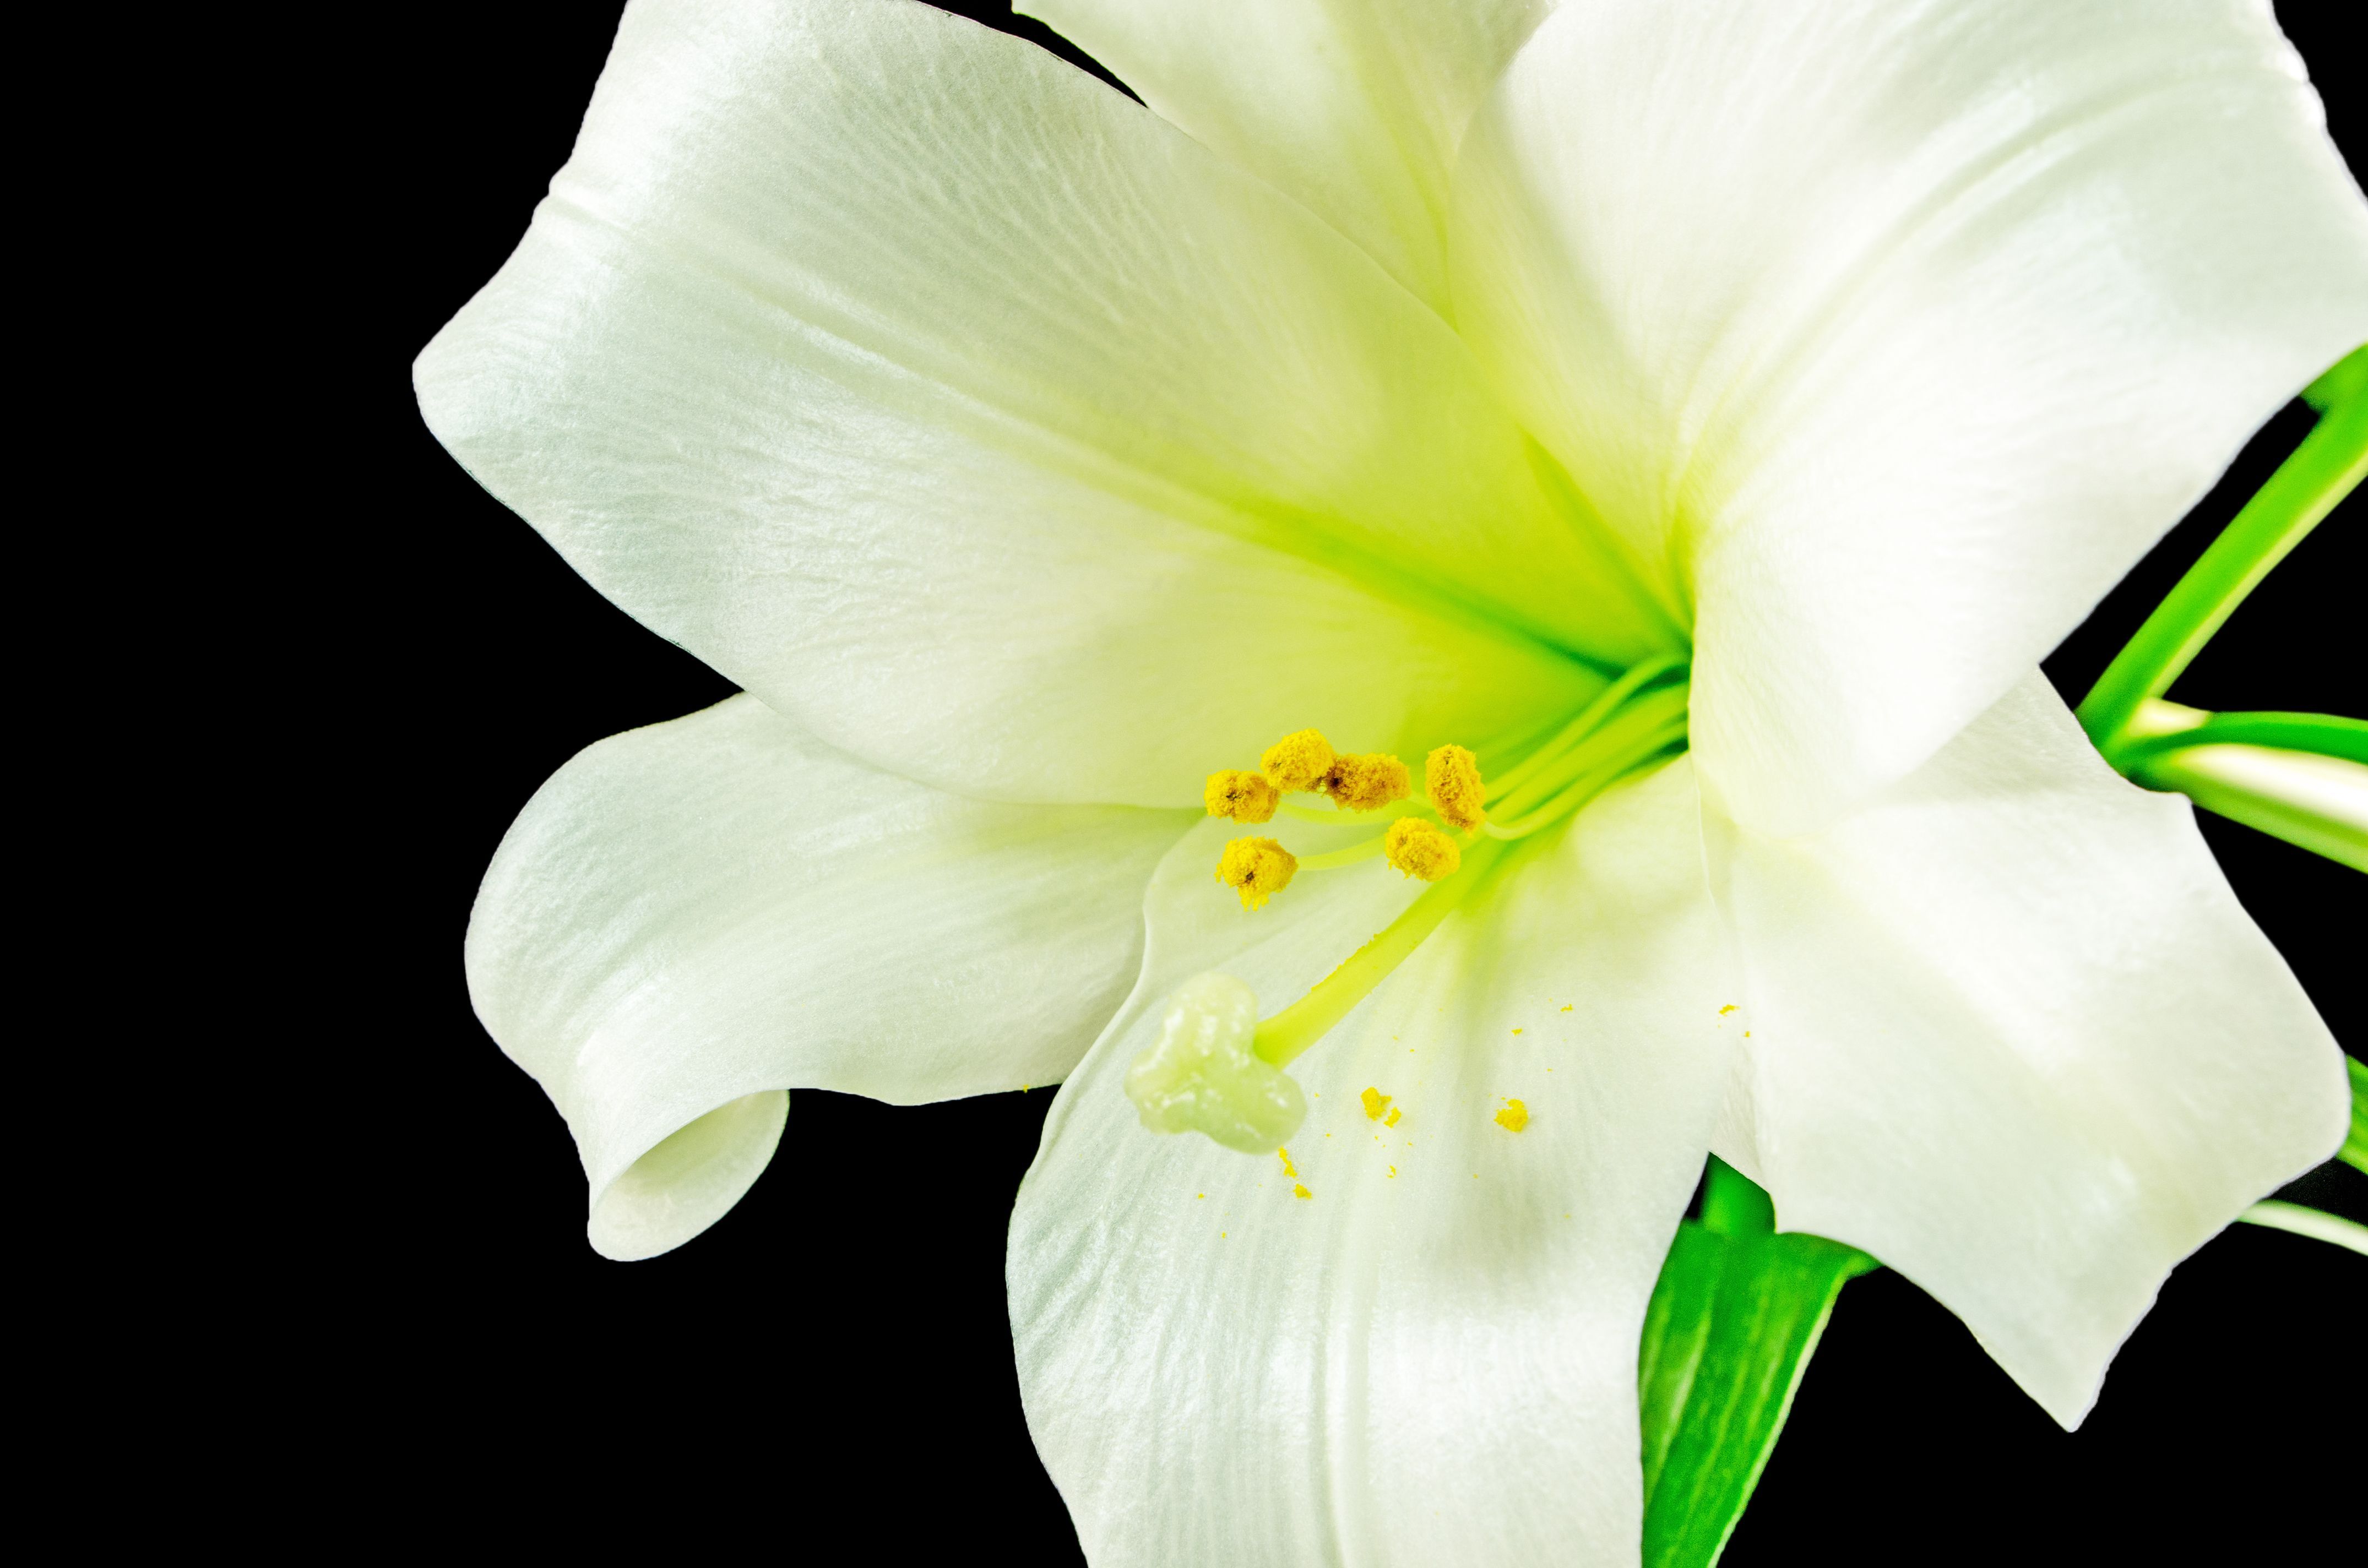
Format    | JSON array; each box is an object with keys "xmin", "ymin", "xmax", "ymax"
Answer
[
  {"xmin": 2122, "ymin": 745, "xmax": 2368, "ymax": 872},
  {"xmin": 2344, "ymin": 1055, "xmax": 2368, "ymax": 1178},
  {"xmin": 1253, "ymin": 839, "xmax": 1507, "ymax": 1068},
  {"xmin": 2078, "ymin": 359, "xmax": 2368, "ymax": 758},
  {"xmin": 2236, "ymin": 1200, "xmax": 2368, "ymax": 1256},
  {"xmin": 2115, "ymin": 710, "xmax": 2368, "ymax": 766}
]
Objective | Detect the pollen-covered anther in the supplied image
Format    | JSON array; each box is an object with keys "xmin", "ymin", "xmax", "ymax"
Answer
[
  {"xmin": 1204, "ymin": 769, "xmax": 1279, "ymax": 824},
  {"xmin": 1261, "ymin": 729, "xmax": 1337, "ymax": 793},
  {"xmin": 1216, "ymin": 836, "xmax": 1299, "ymax": 910},
  {"xmin": 1322, "ymin": 752, "xmax": 1411, "ymax": 812},
  {"xmin": 1384, "ymin": 818, "xmax": 1461, "ymax": 882},
  {"xmin": 1426, "ymin": 744, "xmax": 1487, "ymax": 830}
]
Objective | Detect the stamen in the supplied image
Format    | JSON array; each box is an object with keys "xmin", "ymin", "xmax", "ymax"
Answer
[
  {"xmin": 1425, "ymin": 745, "xmax": 1487, "ymax": 830},
  {"xmin": 1384, "ymin": 818, "xmax": 1462, "ymax": 881},
  {"xmin": 1296, "ymin": 834, "xmax": 1387, "ymax": 871},
  {"xmin": 1278, "ymin": 797, "xmax": 1429, "ymax": 825},
  {"xmin": 1261, "ymin": 729, "xmax": 1337, "ymax": 793},
  {"xmin": 1485, "ymin": 653, "xmax": 1688, "ymax": 802},
  {"xmin": 1322, "ymin": 752, "xmax": 1411, "ymax": 812},
  {"xmin": 1216, "ymin": 836, "xmax": 1298, "ymax": 910},
  {"xmin": 1204, "ymin": 769, "xmax": 1279, "ymax": 824},
  {"xmin": 1486, "ymin": 681, "xmax": 1691, "ymax": 838},
  {"xmin": 1124, "ymin": 972, "xmax": 1308, "ymax": 1152}
]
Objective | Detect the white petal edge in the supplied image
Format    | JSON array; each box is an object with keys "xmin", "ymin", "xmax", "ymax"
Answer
[
  {"xmin": 1452, "ymin": 0, "xmax": 2368, "ymax": 834},
  {"xmin": 1020, "ymin": 0, "xmax": 1552, "ymax": 313},
  {"xmin": 588, "ymin": 1090, "xmax": 787, "ymax": 1262},
  {"xmin": 1706, "ymin": 674, "xmax": 2349, "ymax": 1425},
  {"xmin": 417, "ymin": 0, "xmax": 1659, "ymax": 810},
  {"xmin": 1012, "ymin": 761, "xmax": 1732, "ymax": 1566},
  {"xmin": 468, "ymin": 694, "xmax": 1193, "ymax": 1260}
]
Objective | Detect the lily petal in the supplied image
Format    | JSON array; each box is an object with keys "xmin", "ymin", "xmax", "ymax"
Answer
[
  {"xmin": 469, "ymin": 694, "xmax": 1192, "ymax": 1259},
  {"xmin": 1019, "ymin": 0, "xmax": 1551, "ymax": 313},
  {"xmin": 1706, "ymin": 675, "xmax": 2349, "ymax": 1426},
  {"xmin": 1452, "ymin": 0, "xmax": 2368, "ymax": 834},
  {"xmin": 417, "ymin": 0, "xmax": 1646, "ymax": 809},
  {"xmin": 1012, "ymin": 762, "xmax": 1731, "ymax": 1566}
]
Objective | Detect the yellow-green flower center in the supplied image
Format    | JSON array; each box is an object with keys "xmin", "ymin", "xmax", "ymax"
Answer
[{"xmin": 1127, "ymin": 657, "xmax": 1693, "ymax": 1151}]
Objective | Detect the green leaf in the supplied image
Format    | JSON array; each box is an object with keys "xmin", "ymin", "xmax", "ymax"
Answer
[
  {"xmin": 2344, "ymin": 1055, "xmax": 2368, "ymax": 1178},
  {"xmin": 1638, "ymin": 1163, "xmax": 1876, "ymax": 1568}
]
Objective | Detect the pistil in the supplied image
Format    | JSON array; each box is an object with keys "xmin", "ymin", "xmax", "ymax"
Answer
[{"xmin": 1250, "ymin": 837, "xmax": 1508, "ymax": 1069}]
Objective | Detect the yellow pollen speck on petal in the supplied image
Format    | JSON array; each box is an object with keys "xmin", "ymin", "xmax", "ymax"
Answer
[
  {"xmin": 1495, "ymin": 1098, "xmax": 1529, "ymax": 1133},
  {"xmin": 1293, "ymin": 1183, "xmax": 1312, "ymax": 1200},
  {"xmin": 1217, "ymin": 837, "xmax": 1298, "ymax": 909},
  {"xmin": 1426, "ymin": 745, "xmax": 1487, "ymax": 830},
  {"xmin": 1361, "ymin": 1087, "xmax": 1393, "ymax": 1121},
  {"xmin": 1387, "ymin": 1165, "xmax": 1397, "ymax": 1178},
  {"xmin": 1261, "ymin": 729, "xmax": 1336, "ymax": 792},
  {"xmin": 1560, "ymin": 1005, "xmax": 1572, "ymax": 1012},
  {"xmin": 1385, "ymin": 1107, "xmax": 1401, "ymax": 1127},
  {"xmin": 1322, "ymin": 752, "xmax": 1411, "ymax": 812},
  {"xmin": 1204, "ymin": 769, "xmax": 1279, "ymax": 824},
  {"xmin": 1384, "ymin": 818, "xmax": 1460, "ymax": 881},
  {"xmin": 1512, "ymin": 1028, "xmax": 1523, "ymax": 1036},
  {"xmin": 1278, "ymin": 1147, "xmax": 1297, "ymax": 1178},
  {"xmin": 1719, "ymin": 1004, "xmax": 1739, "ymax": 1016}
]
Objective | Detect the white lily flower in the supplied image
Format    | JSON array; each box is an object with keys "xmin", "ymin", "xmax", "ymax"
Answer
[{"xmin": 417, "ymin": 1, "xmax": 2368, "ymax": 1561}]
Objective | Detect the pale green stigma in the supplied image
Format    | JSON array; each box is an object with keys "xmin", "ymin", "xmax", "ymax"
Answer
[{"xmin": 1124, "ymin": 972, "xmax": 1309, "ymax": 1152}]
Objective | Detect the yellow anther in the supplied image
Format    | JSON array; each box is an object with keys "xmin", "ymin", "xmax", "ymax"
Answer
[
  {"xmin": 1204, "ymin": 769, "xmax": 1279, "ymax": 824},
  {"xmin": 1261, "ymin": 729, "xmax": 1337, "ymax": 792},
  {"xmin": 1216, "ymin": 837, "xmax": 1299, "ymax": 910},
  {"xmin": 1426, "ymin": 744, "xmax": 1487, "ymax": 830},
  {"xmin": 1322, "ymin": 752, "xmax": 1411, "ymax": 812},
  {"xmin": 1495, "ymin": 1098, "xmax": 1529, "ymax": 1133},
  {"xmin": 1361, "ymin": 1087, "xmax": 1392, "ymax": 1121},
  {"xmin": 1384, "ymin": 818, "xmax": 1462, "ymax": 881}
]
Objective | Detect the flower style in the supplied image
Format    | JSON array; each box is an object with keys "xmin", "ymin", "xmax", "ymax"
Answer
[{"xmin": 419, "ymin": 1, "xmax": 2368, "ymax": 1561}]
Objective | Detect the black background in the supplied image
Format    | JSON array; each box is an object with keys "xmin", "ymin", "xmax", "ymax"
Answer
[{"xmin": 349, "ymin": 4, "xmax": 2362, "ymax": 1559}]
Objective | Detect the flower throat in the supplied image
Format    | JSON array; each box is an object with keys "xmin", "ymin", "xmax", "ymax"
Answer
[{"xmin": 1124, "ymin": 656, "xmax": 1691, "ymax": 1152}]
